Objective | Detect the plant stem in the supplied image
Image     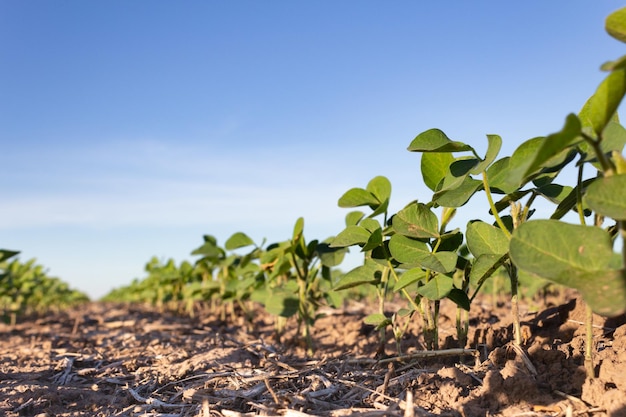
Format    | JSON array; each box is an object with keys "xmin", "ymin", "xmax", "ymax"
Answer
[
  {"xmin": 508, "ymin": 262, "xmax": 522, "ymax": 346},
  {"xmin": 482, "ymin": 172, "xmax": 511, "ymax": 238}
]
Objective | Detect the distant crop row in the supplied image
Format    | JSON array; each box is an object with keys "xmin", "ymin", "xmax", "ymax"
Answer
[{"xmin": 0, "ymin": 250, "xmax": 89, "ymax": 325}]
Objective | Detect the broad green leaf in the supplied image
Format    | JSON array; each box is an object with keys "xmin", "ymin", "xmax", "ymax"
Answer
[
  {"xmin": 366, "ymin": 176, "xmax": 392, "ymax": 203},
  {"xmin": 438, "ymin": 157, "xmax": 479, "ymax": 192},
  {"xmin": 408, "ymin": 129, "xmax": 474, "ymax": 153},
  {"xmin": 417, "ymin": 275, "xmax": 453, "ymax": 300},
  {"xmin": 345, "ymin": 211, "xmax": 365, "ymax": 226},
  {"xmin": 421, "ymin": 152, "xmax": 454, "ymax": 191},
  {"xmin": 567, "ymin": 269, "xmax": 626, "ymax": 317},
  {"xmin": 466, "ymin": 220, "xmax": 509, "ymax": 257},
  {"xmin": 550, "ymin": 178, "xmax": 594, "ymax": 220},
  {"xmin": 394, "ymin": 267, "xmax": 427, "ymax": 291},
  {"xmin": 360, "ymin": 218, "xmax": 382, "ymax": 232},
  {"xmin": 224, "ymin": 232, "xmax": 255, "ymax": 250},
  {"xmin": 369, "ymin": 198, "xmax": 390, "ymax": 218},
  {"xmin": 469, "ymin": 254, "xmax": 507, "ymax": 285},
  {"xmin": 486, "ymin": 157, "xmax": 514, "ymax": 194},
  {"xmin": 317, "ymin": 242, "xmax": 347, "ymax": 267},
  {"xmin": 437, "ymin": 230, "xmax": 464, "ymax": 252},
  {"xmin": 606, "ymin": 7, "xmax": 626, "ymax": 43},
  {"xmin": 523, "ymin": 114, "xmax": 581, "ymax": 178},
  {"xmin": 362, "ymin": 228, "xmax": 383, "ymax": 251},
  {"xmin": 447, "ymin": 288, "xmax": 471, "ymax": 311},
  {"xmin": 470, "ymin": 134, "xmax": 502, "ymax": 174},
  {"xmin": 432, "ymin": 177, "xmax": 482, "ymax": 207},
  {"xmin": 585, "ymin": 174, "xmax": 626, "ymax": 220},
  {"xmin": 536, "ymin": 184, "xmax": 574, "ymax": 206},
  {"xmin": 335, "ymin": 260, "xmax": 384, "ymax": 290},
  {"xmin": 263, "ymin": 291, "xmax": 299, "ymax": 318},
  {"xmin": 499, "ymin": 137, "xmax": 544, "ymax": 192},
  {"xmin": 418, "ymin": 251, "xmax": 458, "ymax": 274},
  {"xmin": 388, "ymin": 234, "xmax": 430, "ymax": 264},
  {"xmin": 392, "ymin": 202, "xmax": 439, "ymax": 239},
  {"xmin": 364, "ymin": 313, "xmax": 392, "ymax": 329},
  {"xmin": 330, "ymin": 225, "xmax": 371, "ymax": 248},
  {"xmin": 510, "ymin": 220, "xmax": 615, "ymax": 281},
  {"xmin": 338, "ymin": 188, "xmax": 379, "ymax": 208},
  {"xmin": 579, "ymin": 68, "xmax": 626, "ymax": 137},
  {"xmin": 601, "ymin": 54, "xmax": 626, "ymax": 71}
]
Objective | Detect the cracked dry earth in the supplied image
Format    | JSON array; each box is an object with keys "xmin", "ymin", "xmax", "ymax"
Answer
[{"xmin": 1, "ymin": 292, "xmax": 625, "ymax": 417}]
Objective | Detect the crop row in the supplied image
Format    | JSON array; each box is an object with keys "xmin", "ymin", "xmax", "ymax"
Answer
[{"xmin": 0, "ymin": 250, "xmax": 89, "ymax": 325}]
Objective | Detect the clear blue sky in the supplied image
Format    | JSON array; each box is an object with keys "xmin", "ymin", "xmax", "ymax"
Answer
[{"xmin": 1, "ymin": 1, "xmax": 624, "ymax": 299}]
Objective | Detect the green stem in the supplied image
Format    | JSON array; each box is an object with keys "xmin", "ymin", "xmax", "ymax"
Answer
[
  {"xmin": 482, "ymin": 171, "xmax": 511, "ymax": 238},
  {"xmin": 582, "ymin": 132, "xmax": 615, "ymax": 175}
]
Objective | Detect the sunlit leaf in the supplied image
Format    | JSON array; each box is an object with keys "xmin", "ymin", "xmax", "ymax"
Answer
[
  {"xmin": 408, "ymin": 129, "xmax": 474, "ymax": 153},
  {"xmin": 585, "ymin": 174, "xmax": 626, "ymax": 220}
]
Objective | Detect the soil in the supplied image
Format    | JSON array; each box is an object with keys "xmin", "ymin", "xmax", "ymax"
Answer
[{"xmin": 1, "ymin": 291, "xmax": 625, "ymax": 417}]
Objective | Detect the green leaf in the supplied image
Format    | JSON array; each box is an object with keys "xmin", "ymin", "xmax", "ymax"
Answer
[
  {"xmin": 569, "ymin": 269, "xmax": 626, "ymax": 316},
  {"xmin": 437, "ymin": 230, "xmax": 464, "ymax": 253},
  {"xmin": 466, "ymin": 220, "xmax": 509, "ymax": 257},
  {"xmin": 330, "ymin": 225, "xmax": 371, "ymax": 248},
  {"xmin": 317, "ymin": 242, "xmax": 347, "ymax": 268},
  {"xmin": 263, "ymin": 291, "xmax": 300, "ymax": 318},
  {"xmin": 447, "ymin": 288, "xmax": 471, "ymax": 311},
  {"xmin": 360, "ymin": 218, "xmax": 382, "ymax": 232},
  {"xmin": 536, "ymin": 184, "xmax": 574, "ymax": 206},
  {"xmin": 421, "ymin": 152, "xmax": 455, "ymax": 191},
  {"xmin": 522, "ymin": 114, "xmax": 581, "ymax": 178},
  {"xmin": 606, "ymin": 7, "xmax": 626, "ymax": 43},
  {"xmin": 499, "ymin": 137, "xmax": 544, "ymax": 192},
  {"xmin": 486, "ymin": 157, "xmax": 514, "ymax": 194},
  {"xmin": 418, "ymin": 251, "xmax": 458, "ymax": 274},
  {"xmin": 335, "ymin": 260, "xmax": 384, "ymax": 290},
  {"xmin": 408, "ymin": 129, "xmax": 474, "ymax": 153},
  {"xmin": 417, "ymin": 275, "xmax": 453, "ymax": 300},
  {"xmin": 224, "ymin": 232, "xmax": 255, "ymax": 250},
  {"xmin": 388, "ymin": 234, "xmax": 430, "ymax": 264},
  {"xmin": 394, "ymin": 268, "xmax": 427, "ymax": 291},
  {"xmin": 510, "ymin": 220, "xmax": 615, "ymax": 281},
  {"xmin": 392, "ymin": 202, "xmax": 439, "ymax": 239},
  {"xmin": 362, "ymin": 227, "xmax": 384, "ymax": 251},
  {"xmin": 364, "ymin": 313, "xmax": 392, "ymax": 329},
  {"xmin": 338, "ymin": 188, "xmax": 379, "ymax": 208},
  {"xmin": 470, "ymin": 134, "xmax": 502, "ymax": 174},
  {"xmin": 579, "ymin": 68, "xmax": 626, "ymax": 137},
  {"xmin": 293, "ymin": 217, "xmax": 305, "ymax": 241},
  {"xmin": 438, "ymin": 157, "xmax": 479, "ymax": 192},
  {"xmin": 345, "ymin": 211, "xmax": 365, "ymax": 226},
  {"xmin": 0, "ymin": 250, "xmax": 19, "ymax": 263},
  {"xmin": 585, "ymin": 174, "xmax": 626, "ymax": 220},
  {"xmin": 432, "ymin": 177, "xmax": 482, "ymax": 207},
  {"xmin": 470, "ymin": 254, "xmax": 507, "ymax": 285},
  {"xmin": 366, "ymin": 176, "xmax": 392, "ymax": 203}
]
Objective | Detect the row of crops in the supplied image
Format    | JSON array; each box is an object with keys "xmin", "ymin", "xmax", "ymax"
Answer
[
  {"xmin": 0, "ymin": 250, "xmax": 89, "ymax": 325},
  {"xmin": 3, "ymin": 9, "xmax": 626, "ymax": 376},
  {"xmin": 102, "ymin": 9, "xmax": 626, "ymax": 370}
]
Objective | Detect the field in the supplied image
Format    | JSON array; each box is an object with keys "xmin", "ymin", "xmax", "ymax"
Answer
[{"xmin": 1, "ymin": 289, "xmax": 625, "ymax": 417}]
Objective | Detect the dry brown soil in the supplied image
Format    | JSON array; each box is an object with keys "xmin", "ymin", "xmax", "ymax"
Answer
[{"xmin": 1, "ymin": 291, "xmax": 625, "ymax": 417}]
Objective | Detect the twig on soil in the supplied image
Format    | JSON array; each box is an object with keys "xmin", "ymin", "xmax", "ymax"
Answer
[
  {"xmin": 127, "ymin": 386, "xmax": 187, "ymax": 410},
  {"xmin": 509, "ymin": 343, "xmax": 537, "ymax": 376},
  {"xmin": 345, "ymin": 348, "xmax": 478, "ymax": 366}
]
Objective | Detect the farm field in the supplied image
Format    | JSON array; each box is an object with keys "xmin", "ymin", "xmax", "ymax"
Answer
[{"xmin": 1, "ymin": 290, "xmax": 624, "ymax": 417}]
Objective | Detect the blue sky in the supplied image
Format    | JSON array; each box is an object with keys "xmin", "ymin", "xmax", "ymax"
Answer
[{"xmin": 1, "ymin": 1, "xmax": 624, "ymax": 299}]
